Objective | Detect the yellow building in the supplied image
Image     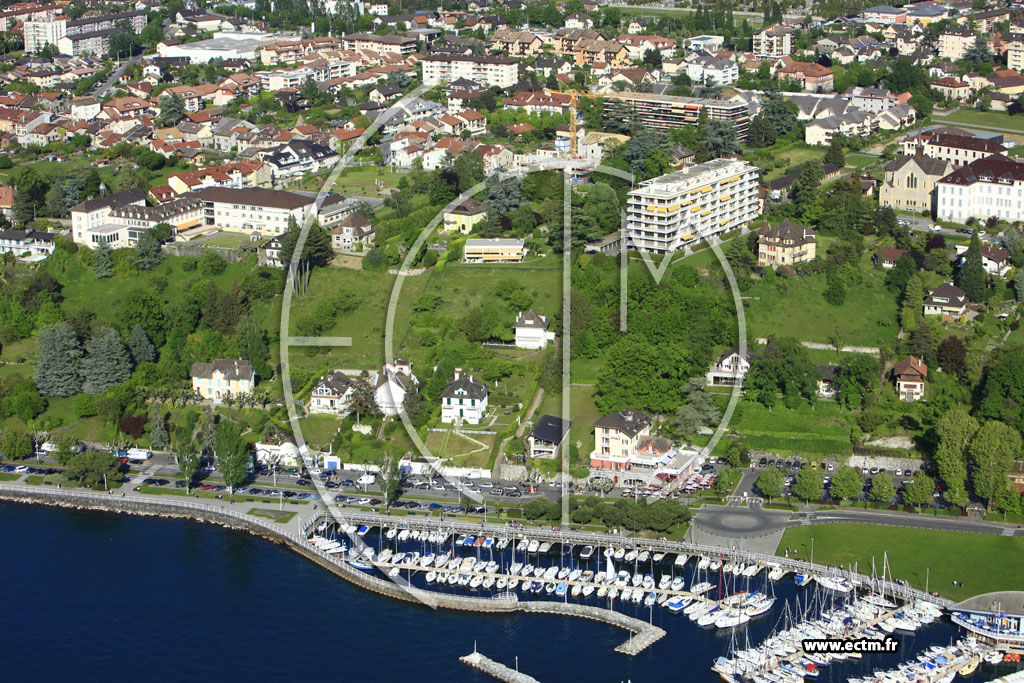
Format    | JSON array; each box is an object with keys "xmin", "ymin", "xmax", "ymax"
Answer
[
  {"xmin": 191, "ymin": 359, "xmax": 256, "ymax": 403},
  {"xmin": 443, "ymin": 197, "xmax": 487, "ymax": 234},
  {"xmin": 757, "ymin": 219, "xmax": 817, "ymax": 267},
  {"xmin": 463, "ymin": 238, "xmax": 525, "ymax": 263}
]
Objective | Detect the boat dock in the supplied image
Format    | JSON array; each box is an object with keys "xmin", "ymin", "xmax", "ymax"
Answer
[{"xmin": 460, "ymin": 650, "xmax": 539, "ymax": 683}]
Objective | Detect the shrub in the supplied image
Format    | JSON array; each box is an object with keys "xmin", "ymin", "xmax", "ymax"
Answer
[
  {"xmin": 119, "ymin": 416, "xmax": 147, "ymax": 439},
  {"xmin": 74, "ymin": 394, "xmax": 98, "ymax": 418}
]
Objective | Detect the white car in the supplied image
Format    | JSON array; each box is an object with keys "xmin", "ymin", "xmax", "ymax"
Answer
[
  {"xmin": 931, "ymin": 224, "xmax": 942, "ymax": 231},
  {"xmin": 14, "ymin": 465, "xmax": 28, "ymax": 473},
  {"xmin": 478, "ymin": 481, "xmax": 494, "ymax": 488}
]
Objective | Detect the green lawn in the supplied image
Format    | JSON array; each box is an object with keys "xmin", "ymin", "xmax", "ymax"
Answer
[
  {"xmin": 719, "ymin": 399, "xmax": 856, "ymax": 458},
  {"xmin": 198, "ymin": 233, "xmax": 253, "ymax": 248},
  {"xmin": 614, "ymin": 6, "xmax": 760, "ymax": 26},
  {"xmin": 248, "ymin": 508, "xmax": 297, "ymax": 523},
  {"xmin": 293, "ymin": 167, "xmax": 405, "ymax": 197},
  {"xmin": 932, "ymin": 109, "xmax": 1024, "ymax": 133},
  {"xmin": 845, "ymin": 153, "xmax": 878, "ymax": 169},
  {"xmin": 296, "ymin": 414, "xmax": 341, "ymax": 450},
  {"xmin": 777, "ymin": 523, "xmax": 1024, "ymax": 601},
  {"xmin": 744, "ymin": 269, "xmax": 898, "ymax": 347}
]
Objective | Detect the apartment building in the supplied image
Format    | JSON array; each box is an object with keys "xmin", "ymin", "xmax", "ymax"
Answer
[
  {"xmin": 752, "ymin": 24, "xmax": 794, "ymax": 59},
  {"xmin": 421, "ymin": 53, "xmax": 518, "ymax": 88},
  {"xmin": 195, "ymin": 186, "xmax": 315, "ymax": 235},
  {"xmin": 624, "ymin": 160, "xmax": 760, "ymax": 254},
  {"xmin": 70, "ymin": 189, "xmax": 147, "ymax": 247},
  {"xmin": 937, "ymin": 154, "xmax": 1024, "ymax": 223},
  {"xmin": 589, "ymin": 409, "xmax": 652, "ymax": 471},
  {"xmin": 58, "ymin": 28, "xmax": 117, "ymax": 57},
  {"xmin": 341, "ymin": 32, "xmax": 417, "ymax": 55},
  {"xmin": 24, "ymin": 15, "xmax": 65, "ymax": 53},
  {"xmin": 901, "ymin": 133, "xmax": 1007, "ymax": 168},
  {"xmin": 1006, "ymin": 33, "xmax": 1024, "ymax": 72},
  {"xmin": 463, "ymin": 238, "xmax": 525, "ymax": 263},
  {"xmin": 66, "ymin": 9, "xmax": 145, "ymax": 36},
  {"xmin": 938, "ymin": 26, "xmax": 976, "ymax": 61},
  {"xmin": 597, "ymin": 90, "xmax": 750, "ymax": 139}
]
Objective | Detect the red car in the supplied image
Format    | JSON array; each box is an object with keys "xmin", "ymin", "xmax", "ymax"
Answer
[{"xmin": 201, "ymin": 484, "xmax": 216, "ymax": 491}]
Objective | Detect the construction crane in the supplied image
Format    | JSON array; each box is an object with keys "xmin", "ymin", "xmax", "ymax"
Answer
[
  {"xmin": 568, "ymin": 89, "xmax": 578, "ymax": 160},
  {"xmin": 544, "ymin": 87, "xmax": 579, "ymax": 160}
]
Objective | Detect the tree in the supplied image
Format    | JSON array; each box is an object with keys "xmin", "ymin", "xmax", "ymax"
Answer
[
  {"xmin": 959, "ymin": 232, "xmax": 988, "ymax": 302},
  {"xmin": 755, "ymin": 466, "xmax": 785, "ymax": 501},
  {"xmin": 823, "ymin": 274, "xmax": 846, "ymax": 305},
  {"xmin": 0, "ymin": 426, "xmax": 32, "ymax": 460},
  {"xmin": 92, "ymin": 240, "xmax": 113, "ymax": 279},
  {"xmin": 215, "ymin": 419, "xmax": 251, "ymax": 494},
  {"xmin": 278, "ymin": 217, "xmax": 333, "ymax": 267},
  {"xmin": 964, "ymin": 33, "xmax": 992, "ymax": 64},
  {"xmin": 199, "ymin": 409, "xmax": 216, "ymax": 459},
  {"xmin": 66, "ymin": 451, "xmax": 121, "ymax": 489},
  {"xmin": 793, "ymin": 467, "xmax": 823, "ymax": 502},
  {"xmin": 379, "ymin": 449, "xmax": 402, "ymax": 509},
  {"xmin": 128, "ymin": 324, "xmax": 155, "ymax": 365},
  {"xmin": 830, "ymin": 465, "xmax": 864, "ymax": 501},
  {"xmin": 824, "ymin": 135, "xmax": 845, "ymax": 167},
  {"xmin": 900, "ymin": 273, "xmax": 924, "ymax": 331},
  {"xmin": 133, "ymin": 229, "xmax": 163, "ymax": 271},
  {"xmin": 902, "ymin": 472, "xmax": 934, "ymax": 508},
  {"xmin": 34, "ymin": 322, "xmax": 82, "ymax": 397},
  {"xmin": 744, "ymin": 337, "xmax": 818, "ymax": 409},
  {"xmin": 670, "ymin": 378, "xmax": 720, "ymax": 440},
  {"xmin": 175, "ymin": 443, "xmax": 200, "ymax": 492},
  {"xmin": 969, "ymin": 420, "xmax": 1022, "ymax": 510},
  {"xmin": 937, "ymin": 335, "xmax": 967, "ymax": 378},
  {"xmin": 934, "ymin": 409, "xmax": 978, "ymax": 507},
  {"xmin": 869, "ymin": 472, "xmax": 897, "ymax": 503},
  {"xmin": 747, "ymin": 115, "xmax": 776, "ymax": 148},
  {"xmin": 834, "ymin": 353, "xmax": 878, "ymax": 409},
  {"xmin": 148, "ymin": 403, "xmax": 168, "ymax": 450},
  {"xmin": 641, "ymin": 47, "xmax": 662, "ymax": 68},
  {"xmin": 81, "ymin": 327, "xmax": 132, "ymax": 395},
  {"xmin": 703, "ymin": 119, "xmax": 739, "ymax": 159},
  {"xmin": 347, "ymin": 378, "xmax": 378, "ymax": 423}
]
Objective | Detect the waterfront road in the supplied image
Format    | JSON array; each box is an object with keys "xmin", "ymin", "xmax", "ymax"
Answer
[{"xmin": 793, "ymin": 508, "xmax": 1024, "ymax": 537}]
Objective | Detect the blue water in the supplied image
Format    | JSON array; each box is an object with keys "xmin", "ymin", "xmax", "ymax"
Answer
[{"xmin": 0, "ymin": 502, "xmax": 1011, "ymax": 682}]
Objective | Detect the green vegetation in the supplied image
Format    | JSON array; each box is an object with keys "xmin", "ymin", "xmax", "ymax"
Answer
[
  {"xmin": 718, "ymin": 394, "xmax": 857, "ymax": 458},
  {"xmin": 248, "ymin": 508, "xmax": 297, "ymax": 523},
  {"xmin": 932, "ymin": 109, "xmax": 1024, "ymax": 133},
  {"xmin": 777, "ymin": 523, "xmax": 1024, "ymax": 601}
]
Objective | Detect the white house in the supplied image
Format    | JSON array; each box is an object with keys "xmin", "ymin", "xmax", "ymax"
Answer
[
  {"xmin": 371, "ymin": 360, "xmax": 418, "ymax": 416},
  {"xmin": 309, "ymin": 370, "xmax": 354, "ymax": 414},
  {"xmin": 440, "ymin": 368, "xmax": 489, "ymax": 425},
  {"xmin": 706, "ymin": 346, "xmax": 755, "ymax": 387},
  {"xmin": 954, "ymin": 243, "xmax": 1012, "ymax": 277},
  {"xmin": 514, "ymin": 310, "xmax": 556, "ymax": 350}
]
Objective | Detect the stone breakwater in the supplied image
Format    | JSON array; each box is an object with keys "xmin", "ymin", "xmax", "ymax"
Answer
[
  {"xmin": 460, "ymin": 651, "xmax": 541, "ymax": 682},
  {"xmin": 0, "ymin": 486, "xmax": 666, "ymax": 655}
]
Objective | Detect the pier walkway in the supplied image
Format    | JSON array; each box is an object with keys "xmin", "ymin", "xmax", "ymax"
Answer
[{"xmin": 460, "ymin": 651, "xmax": 539, "ymax": 682}]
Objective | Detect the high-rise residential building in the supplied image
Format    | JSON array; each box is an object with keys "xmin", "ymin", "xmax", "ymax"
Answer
[
  {"xmin": 751, "ymin": 24, "xmax": 794, "ymax": 59},
  {"xmin": 24, "ymin": 16, "xmax": 65, "ymax": 53},
  {"xmin": 625, "ymin": 160, "xmax": 760, "ymax": 254}
]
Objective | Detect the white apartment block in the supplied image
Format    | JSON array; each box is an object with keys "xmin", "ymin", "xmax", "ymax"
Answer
[
  {"xmin": 936, "ymin": 155, "xmax": 1024, "ymax": 223},
  {"xmin": 420, "ymin": 53, "xmax": 519, "ymax": 88},
  {"xmin": 1005, "ymin": 33, "xmax": 1024, "ymax": 73},
  {"xmin": 751, "ymin": 24, "xmax": 794, "ymax": 59},
  {"xmin": 625, "ymin": 160, "xmax": 760, "ymax": 254},
  {"xmin": 195, "ymin": 187, "xmax": 313, "ymax": 236},
  {"xmin": 24, "ymin": 17, "xmax": 66, "ymax": 54}
]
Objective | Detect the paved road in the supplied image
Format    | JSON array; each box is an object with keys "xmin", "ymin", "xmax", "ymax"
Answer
[
  {"xmin": 92, "ymin": 54, "xmax": 143, "ymax": 98},
  {"xmin": 794, "ymin": 508, "xmax": 1022, "ymax": 536}
]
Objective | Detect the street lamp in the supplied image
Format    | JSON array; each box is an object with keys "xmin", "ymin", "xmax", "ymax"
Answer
[
  {"xmin": 925, "ymin": 566, "xmax": 930, "ymax": 595},
  {"xmin": 810, "ymin": 536, "xmax": 815, "ymax": 565}
]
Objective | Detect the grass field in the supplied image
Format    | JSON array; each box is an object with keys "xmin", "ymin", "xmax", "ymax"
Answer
[
  {"xmin": 755, "ymin": 146, "xmax": 826, "ymax": 181},
  {"xmin": 197, "ymin": 233, "xmax": 253, "ymax": 248},
  {"xmin": 615, "ymin": 5, "xmax": 762, "ymax": 27},
  {"xmin": 932, "ymin": 109, "xmax": 1024, "ymax": 133},
  {"xmin": 293, "ymin": 167, "xmax": 405, "ymax": 197},
  {"xmin": 718, "ymin": 399, "xmax": 856, "ymax": 458},
  {"xmin": 777, "ymin": 523, "xmax": 1024, "ymax": 601},
  {"xmin": 845, "ymin": 152, "xmax": 879, "ymax": 169},
  {"xmin": 744, "ymin": 269, "xmax": 898, "ymax": 347},
  {"xmin": 296, "ymin": 414, "xmax": 342, "ymax": 450}
]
